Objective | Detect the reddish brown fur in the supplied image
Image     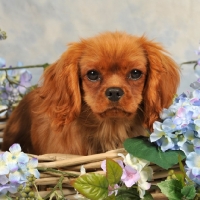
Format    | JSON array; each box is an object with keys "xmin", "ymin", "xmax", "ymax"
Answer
[{"xmin": 2, "ymin": 32, "xmax": 180, "ymax": 155}]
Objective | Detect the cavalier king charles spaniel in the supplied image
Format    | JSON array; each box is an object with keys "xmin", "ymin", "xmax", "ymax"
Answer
[{"xmin": 2, "ymin": 32, "xmax": 180, "ymax": 155}]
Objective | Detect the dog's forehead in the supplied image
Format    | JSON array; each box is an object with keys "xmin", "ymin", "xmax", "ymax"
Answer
[
  {"xmin": 80, "ymin": 46, "xmax": 147, "ymax": 73},
  {"xmin": 80, "ymin": 35, "xmax": 147, "ymax": 69}
]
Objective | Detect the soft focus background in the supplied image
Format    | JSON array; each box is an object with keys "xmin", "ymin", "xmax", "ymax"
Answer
[{"xmin": 0, "ymin": 0, "xmax": 200, "ymax": 93}]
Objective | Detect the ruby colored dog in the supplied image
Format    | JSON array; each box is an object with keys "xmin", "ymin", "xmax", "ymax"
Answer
[{"xmin": 2, "ymin": 32, "xmax": 180, "ymax": 155}]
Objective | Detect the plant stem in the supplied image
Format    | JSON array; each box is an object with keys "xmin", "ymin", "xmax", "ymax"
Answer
[
  {"xmin": 37, "ymin": 167, "xmax": 79, "ymax": 178},
  {"xmin": 43, "ymin": 175, "xmax": 64, "ymax": 200},
  {"xmin": 0, "ymin": 63, "xmax": 49, "ymax": 71}
]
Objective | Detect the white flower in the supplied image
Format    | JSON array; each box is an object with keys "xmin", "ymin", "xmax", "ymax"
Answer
[{"xmin": 0, "ymin": 154, "xmax": 9, "ymax": 175}]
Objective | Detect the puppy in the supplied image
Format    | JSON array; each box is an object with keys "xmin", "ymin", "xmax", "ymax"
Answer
[{"xmin": 2, "ymin": 32, "xmax": 180, "ymax": 155}]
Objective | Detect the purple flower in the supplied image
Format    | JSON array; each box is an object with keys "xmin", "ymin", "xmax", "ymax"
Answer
[
  {"xmin": 0, "ymin": 182, "xmax": 19, "ymax": 196},
  {"xmin": 0, "ymin": 175, "xmax": 8, "ymax": 185},
  {"xmin": 121, "ymin": 165, "xmax": 140, "ymax": 187},
  {"xmin": 18, "ymin": 70, "xmax": 32, "ymax": 94},
  {"xmin": 190, "ymin": 80, "xmax": 200, "ymax": 90}
]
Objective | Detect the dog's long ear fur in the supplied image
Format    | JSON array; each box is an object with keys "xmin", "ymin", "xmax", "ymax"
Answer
[
  {"xmin": 140, "ymin": 37, "xmax": 180, "ymax": 130},
  {"xmin": 36, "ymin": 42, "xmax": 83, "ymax": 128}
]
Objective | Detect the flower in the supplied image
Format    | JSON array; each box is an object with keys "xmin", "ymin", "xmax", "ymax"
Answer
[
  {"xmin": 149, "ymin": 81, "xmax": 200, "ymax": 155},
  {"xmin": 18, "ymin": 70, "xmax": 32, "ymax": 94},
  {"xmin": 0, "ymin": 175, "xmax": 8, "ymax": 185},
  {"xmin": 0, "ymin": 182, "xmax": 19, "ymax": 197},
  {"xmin": 3, "ymin": 143, "xmax": 29, "ymax": 172},
  {"xmin": 0, "ymin": 143, "xmax": 40, "ymax": 197},
  {"xmin": 185, "ymin": 151, "xmax": 200, "ymax": 185},
  {"xmin": 0, "ymin": 154, "xmax": 9, "ymax": 175},
  {"xmin": 119, "ymin": 153, "xmax": 153, "ymax": 198},
  {"xmin": 19, "ymin": 158, "xmax": 40, "ymax": 179},
  {"xmin": 0, "ymin": 58, "xmax": 32, "ymax": 116},
  {"xmin": 121, "ymin": 165, "xmax": 140, "ymax": 187},
  {"xmin": 101, "ymin": 159, "xmax": 140, "ymax": 195}
]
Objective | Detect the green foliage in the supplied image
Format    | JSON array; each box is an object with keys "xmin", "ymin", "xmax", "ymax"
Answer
[
  {"xmin": 157, "ymin": 180, "xmax": 196, "ymax": 200},
  {"xmin": 72, "ymin": 158, "xmax": 124, "ymax": 200},
  {"xmin": 72, "ymin": 173, "xmax": 109, "ymax": 200},
  {"xmin": 157, "ymin": 179, "xmax": 183, "ymax": 200},
  {"xmin": 124, "ymin": 137, "xmax": 185, "ymax": 169},
  {"xmin": 181, "ymin": 185, "xmax": 196, "ymax": 200},
  {"xmin": 106, "ymin": 158, "xmax": 123, "ymax": 185}
]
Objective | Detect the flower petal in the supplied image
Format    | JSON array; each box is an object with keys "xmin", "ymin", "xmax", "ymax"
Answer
[
  {"xmin": 17, "ymin": 152, "xmax": 29, "ymax": 164},
  {"xmin": 0, "ymin": 175, "xmax": 9, "ymax": 185},
  {"xmin": 9, "ymin": 144, "xmax": 21, "ymax": 154}
]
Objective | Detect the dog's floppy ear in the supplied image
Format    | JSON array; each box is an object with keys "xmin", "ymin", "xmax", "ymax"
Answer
[
  {"xmin": 37, "ymin": 42, "xmax": 83, "ymax": 128},
  {"xmin": 140, "ymin": 37, "xmax": 180, "ymax": 130}
]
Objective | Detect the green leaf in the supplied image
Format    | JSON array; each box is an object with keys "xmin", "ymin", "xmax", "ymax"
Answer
[
  {"xmin": 157, "ymin": 179, "xmax": 183, "ymax": 200},
  {"xmin": 142, "ymin": 192, "xmax": 154, "ymax": 200},
  {"xmin": 106, "ymin": 158, "xmax": 123, "ymax": 185},
  {"xmin": 181, "ymin": 185, "xmax": 196, "ymax": 199},
  {"xmin": 174, "ymin": 171, "xmax": 185, "ymax": 187},
  {"xmin": 124, "ymin": 137, "xmax": 185, "ymax": 169},
  {"xmin": 72, "ymin": 173, "xmax": 109, "ymax": 200},
  {"xmin": 116, "ymin": 187, "xmax": 140, "ymax": 200}
]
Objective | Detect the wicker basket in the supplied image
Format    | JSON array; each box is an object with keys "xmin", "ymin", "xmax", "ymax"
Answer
[{"xmin": 0, "ymin": 120, "xmax": 172, "ymax": 200}]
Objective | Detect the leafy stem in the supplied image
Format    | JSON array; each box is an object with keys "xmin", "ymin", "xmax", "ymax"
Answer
[{"xmin": 37, "ymin": 167, "xmax": 79, "ymax": 178}]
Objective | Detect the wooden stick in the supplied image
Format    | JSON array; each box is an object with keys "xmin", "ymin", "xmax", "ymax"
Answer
[
  {"xmin": 35, "ymin": 177, "xmax": 70, "ymax": 185},
  {"xmin": 38, "ymin": 149, "xmax": 126, "ymax": 168}
]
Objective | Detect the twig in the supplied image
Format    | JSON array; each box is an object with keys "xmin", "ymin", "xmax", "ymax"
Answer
[
  {"xmin": 181, "ymin": 61, "xmax": 198, "ymax": 66},
  {"xmin": 0, "ymin": 63, "xmax": 49, "ymax": 71}
]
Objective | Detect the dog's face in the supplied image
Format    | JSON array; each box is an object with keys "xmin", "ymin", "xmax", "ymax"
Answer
[
  {"xmin": 39, "ymin": 31, "xmax": 180, "ymax": 130},
  {"xmin": 79, "ymin": 35, "xmax": 147, "ymax": 120}
]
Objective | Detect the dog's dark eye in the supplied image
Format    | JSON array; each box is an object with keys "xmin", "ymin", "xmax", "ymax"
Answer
[
  {"xmin": 87, "ymin": 70, "xmax": 100, "ymax": 81},
  {"xmin": 129, "ymin": 69, "xmax": 142, "ymax": 80}
]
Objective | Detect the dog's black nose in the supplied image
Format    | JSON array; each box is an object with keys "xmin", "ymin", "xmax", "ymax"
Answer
[{"xmin": 105, "ymin": 87, "xmax": 124, "ymax": 102}]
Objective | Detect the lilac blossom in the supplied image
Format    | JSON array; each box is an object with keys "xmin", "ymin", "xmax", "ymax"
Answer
[
  {"xmin": 149, "ymin": 79, "xmax": 200, "ymax": 188},
  {"xmin": 185, "ymin": 151, "xmax": 200, "ymax": 185},
  {"xmin": 3, "ymin": 144, "xmax": 29, "ymax": 172},
  {"xmin": 0, "ymin": 58, "xmax": 32, "ymax": 117},
  {"xmin": 150, "ymin": 80, "xmax": 200, "ymax": 155},
  {"xmin": 0, "ymin": 143, "xmax": 40, "ymax": 197}
]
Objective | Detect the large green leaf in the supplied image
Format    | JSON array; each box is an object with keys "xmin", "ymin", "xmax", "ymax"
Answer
[
  {"xmin": 72, "ymin": 173, "xmax": 109, "ymax": 200},
  {"xmin": 124, "ymin": 137, "xmax": 185, "ymax": 169},
  {"xmin": 157, "ymin": 180, "xmax": 183, "ymax": 200},
  {"xmin": 106, "ymin": 158, "xmax": 123, "ymax": 185}
]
